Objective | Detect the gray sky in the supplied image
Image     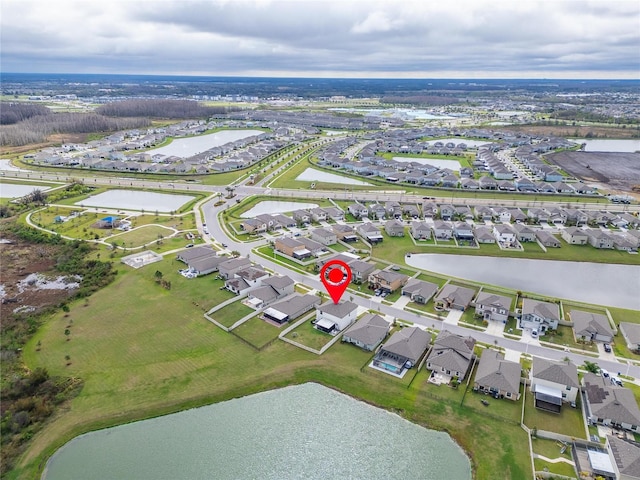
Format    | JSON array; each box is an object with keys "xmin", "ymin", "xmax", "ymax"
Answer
[{"xmin": 2, "ymin": 0, "xmax": 639, "ymax": 78}]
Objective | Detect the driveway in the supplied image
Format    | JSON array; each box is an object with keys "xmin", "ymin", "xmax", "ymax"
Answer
[{"xmin": 596, "ymin": 342, "xmax": 617, "ymax": 362}]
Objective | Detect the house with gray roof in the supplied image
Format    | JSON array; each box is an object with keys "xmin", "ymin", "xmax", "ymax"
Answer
[
  {"xmin": 426, "ymin": 330, "xmax": 476, "ymax": 381},
  {"xmin": 474, "ymin": 292, "xmax": 512, "ymax": 322},
  {"xmin": 357, "ymin": 223, "xmax": 384, "ymax": 244},
  {"xmin": 332, "ymin": 223, "xmax": 357, "ymax": 242},
  {"xmin": 384, "ymin": 219, "xmax": 405, "ymax": 237},
  {"xmin": 513, "ymin": 223, "xmax": 536, "ymax": 243},
  {"xmin": 530, "ymin": 357, "xmax": 579, "ymax": 411},
  {"xmin": 218, "ymin": 257, "xmax": 252, "ymax": 280},
  {"xmin": 473, "ymin": 349, "xmax": 521, "ymax": 401},
  {"xmin": 586, "ymin": 229, "xmax": 615, "ymax": 249},
  {"xmin": 368, "ymin": 269, "xmax": 409, "ymax": 293},
  {"xmin": 475, "ymin": 226, "xmax": 495, "ymax": 244},
  {"xmin": 247, "ymin": 275, "xmax": 295, "ymax": 308},
  {"xmin": 342, "ymin": 314, "xmax": 390, "ymax": 351},
  {"xmin": 583, "ymin": 373, "xmax": 640, "ymax": 433},
  {"xmin": 620, "ymin": 322, "xmax": 640, "ymax": 353},
  {"xmin": 348, "ymin": 259, "xmax": 376, "ymax": 283},
  {"xmin": 310, "ymin": 228, "xmax": 337, "ymax": 246},
  {"xmin": 225, "ymin": 266, "xmax": 269, "ymax": 295},
  {"xmin": 561, "ymin": 226, "xmax": 588, "ymax": 245},
  {"xmin": 315, "ymin": 301, "xmax": 358, "ymax": 333},
  {"xmin": 571, "ymin": 310, "xmax": 614, "ymax": 343},
  {"xmin": 606, "ymin": 435, "xmax": 640, "ymax": 480},
  {"xmin": 402, "ymin": 279, "xmax": 439, "ymax": 305},
  {"xmin": 263, "ymin": 294, "xmax": 321, "ymax": 325},
  {"xmin": 410, "ymin": 221, "xmax": 431, "ymax": 240},
  {"xmin": 535, "ymin": 230, "xmax": 561, "ymax": 248},
  {"xmin": 432, "ymin": 220, "xmax": 453, "ymax": 240},
  {"xmin": 519, "ymin": 298, "xmax": 560, "ymax": 334},
  {"xmin": 373, "ymin": 327, "xmax": 431, "ymax": 374},
  {"xmin": 434, "ymin": 284, "xmax": 476, "ymax": 311}
]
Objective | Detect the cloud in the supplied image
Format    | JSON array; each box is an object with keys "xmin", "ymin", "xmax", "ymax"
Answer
[{"xmin": 1, "ymin": 0, "xmax": 638, "ymax": 77}]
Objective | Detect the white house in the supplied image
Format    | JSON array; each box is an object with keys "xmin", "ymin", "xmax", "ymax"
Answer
[
  {"xmin": 530, "ymin": 357, "xmax": 579, "ymax": 412},
  {"xmin": 314, "ymin": 301, "xmax": 358, "ymax": 334}
]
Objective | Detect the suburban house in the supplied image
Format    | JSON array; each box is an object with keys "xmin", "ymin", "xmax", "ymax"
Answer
[
  {"xmin": 571, "ymin": 310, "xmax": 614, "ymax": 343},
  {"xmin": 176, "ymin": 246, "xmax": 226, "ymax": 276},
  {"xmin": 535, "ymin": 230, "xmax": 561, "ymax": 248},
  {"xmin": 474, "ymin": 292, "xmax": 512, "ymax": 323},
  {"xmin": 410, "ymin": 221, "xmax": 432, "ymax": 240},
  {"xmin": 473, "ymin": 349, "xmax": 522, "ymax": 401},
  {"xmin": 262, "ymin": 294, "xmax": 321, "ymax": 324},
  {"xmin": 323, "ymin": 206, "xmax": 345, "ymax": 221},
  {"xmin": 314, "ymin": 301, "xmax": 358, "ymax": 334},
  {"xmin": 519, "ymin": 298, "xmax": 561, "ymax": 334},
  {"xmin": 332, "ymin": 224, "xmax": 358, "ymax": 242},
  {"xmin": 606, "ymin": 435, "xmax": 640, "ymax": 480},
  {"xmin": 434, "ymin": 284, "xmax": 476, "ymax": 311},
  {"xmin": 513, "ymin": 223, "xmax": 536, "ymax": 243},
  {"xmin": 620, "ymin": 322, "xmax": 640, "ymax": 353},
  {"xmin": 348, "ymin": 259, "xmax": 377, "ymax": 283},
  {"xmin": 297, "ymin": 237, "xmax": 325, "ymax": 256},
  {"xmin": 292, "ymin": 209, "xmax": 311, "ymax": 225},
  {"xmin": 583, "ymin": 373, "xmax": 640, "ymax": 433},
  {"xmin": 368, "ymin": 269, "xmax": 409, "ymax": 293},
  {"xmin": 586, "ymin": 229, "xmax": 615, "ymax": 249},
  {"xmin": 426, "ymin": 330, "xmax": 476, "ymax": 381},
  {"xmin": 309, "ymin": 207, "xmax": 328, "ymax": 222},
  {"xmin": 218, "ymin": 257, "xmax": 252, "ymax": 280},
  {"xmin": 384, "ymin": 219, "xmax": 405, "ymax": 237},
  {"xmin": 310, "ymin": 228, "xmax": 337, "ymax": 246},
  {"xmin": 342, "ymin": 313, "xmax": 390, "ymax": 351},
  {"xmin": 439, "ymin": 204, "xmax": 456, "ymax": 220},
  {"xmin": 347, "ymin": 203, "xmax": 368, "ymax": 219},
  {"xmin": 357, "ymin": 223, "xmax": 384, "ymax": 244},
  {"xmin": 453, "ymin": 222, "xmax": 474, "ymax": 241},
  {"xmin": 530, "ymin": 357, "xmax": 579, "ymax": 412},
  {"xmin": 239, "ymin": 218, "xmax": 268, "ymax": 234},
  {"xmin": 373, "ymin": 326, "xmax": 431, "ymax": 374},
  {"xmin": 224, "ymin": 266, "xmax": 270, "ymax": 295},
  {"xmin": 176, "ymin": 245, "xmax": 216, "ymax": 265},
  {"xmin": 475, "ymin": 226, "xmax": 496, "ymax": 244},
  {"xmin": 432, "ymin": 220, "xmax": 454, "ymax": 240},
  {"xmin": 561, "ymin": 226, "xmax": 589, "ymax": 245},
  {"xmin": 402, "ymin": 279, "xmax": 439, "ymax": 305},
  {"xmin": 493, "ymin": 224, "xmax": 517, "ymax": 244},
  {"xmin": 274, "ymin": 237, "xmax": 312, "ymax": 260},
  {"xmin": 247, "ymin": 275, "xmax": 295, "ymax": 308}
]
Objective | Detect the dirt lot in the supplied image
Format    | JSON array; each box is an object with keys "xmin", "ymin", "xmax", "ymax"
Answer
[
  {"xmin": 546, "ymin": 150, "xmax": 640, "ymax": 196},
  {"xmin": 503, "ymin": 124, "xmax": 640, "ymax": 139},
  {"xmin": 0, "ymin": 232, "xmax": 76, "ymax": 319}
]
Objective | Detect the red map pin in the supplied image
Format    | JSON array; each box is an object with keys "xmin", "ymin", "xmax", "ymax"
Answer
[{"xmin": 320, "ymin": 259, "xmax": 352, "ymax": 304}]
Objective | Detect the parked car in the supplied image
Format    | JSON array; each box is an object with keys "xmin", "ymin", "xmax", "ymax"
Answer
[
  {"xmin": 531, "ymin": 330, "xmax": 538, "ymax": 337},
  {"xmin": 603, "ymin": 343, "xmax": 612, "ymax": 353},
  {"xmin": 185, "ymin": 244, "xmax": 194, "ymax": 248},
  {"xmin": 600, "ymin": 368, "xmax": 610, "ymax": 378}
]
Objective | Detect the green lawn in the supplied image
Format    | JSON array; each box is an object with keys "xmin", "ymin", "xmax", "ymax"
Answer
[
  {"xmin": 531, "ymin": 437, "xmax": 573, "ymax": 462},
  {"xmin": 284, "ymin": 319, "xmax": 336, "ymax": 351},
  {"xmin": 232, "ymin": 316, "xmax": 281, "ymax": 349},
  {"xmin": 13, "ymin": 254, "xmax": 534, "ymax": 480},
  {"xmin": 107, "ymin": 225, "xmax": 177, "ymax": 248},
  {"xmin": 533, "ymin": 459, "xmax": 577, "ymax": 478},
  {"xmin": 542, "ymin": 325, "xmax": 598, "ymax": 353},
  {"xmin": 523, "ymin": 392, "xmax": 586, "ymax": 439},
  {"xmin": 505, "ymin": 317, "xmax": 523, "ymax": 337},
  {"xmin": 210, "ymin": 300, "xmax": 255, "ymax": 328}
]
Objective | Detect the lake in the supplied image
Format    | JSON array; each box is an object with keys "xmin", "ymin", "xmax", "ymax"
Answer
[
  {"xmin": 242, "ymin": 200, "xmax": 319, "ymax": 218},
  {"xmin": 406, "ymin": 253, "xmax": 640, "ymax": 310},
  {"xmin": 151, "ymin": 129, "xmax": 264, "ymax": 157},
  {"xmin": 296, "ymin": 167, "xmax": 371, "ymax": 185},
  {"xmin": 392, "ymin": 157, "xmax": 462, "ymax": 172},
  {"xmin": 0, "ymin": 183, "xmax": 51, "ymax": 198},
  {"xmin": 42, "ymin": 383, "xmax": 471, "ymax": 480},
  {"xmin": 74, "ymin": 190, "xmax": 195, "ymax": 212},
  {"xmin": 570, "ymin": 139, "xmax": 640, "ymax": 153},
  {"xmin": 0, "ymin": 159, "xmax": 29, "ymax": 172}
]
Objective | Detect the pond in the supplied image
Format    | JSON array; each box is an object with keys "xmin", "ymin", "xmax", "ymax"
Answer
[
  {"xmin": 392, "ymin": 157, "xmax": 462, "ymax": 172},
  {"xmin": 151, "ymin": 129, "xmax": 264, "ymax": 157},
  {"xmin": 296, "ymin": 167, "xmax": 371, "ymax": 185},
  {"xmin": 0, "ymin": 159, "xmax": 29, "ymax": 172},
  {"xmin": 241, "ymin": 200, "xmax": 319, "ymax": 218},
  {"xmin": 0, "ymin": 183, "xmax": 51, "ymax": 198},
  {"xmin": 74, "ymin": 190, "xmax": 195, "ymax": 213},
  {"xmin": 405, "ymin": 253, "xmax": 640, "ymax": 310},
  {"xmin": 43, "ymin": 383, "xmax": 471, "ymax": 480},
  {"xmin": 570, "ymin": 139, "xmax": 640, "ymax": 153}
]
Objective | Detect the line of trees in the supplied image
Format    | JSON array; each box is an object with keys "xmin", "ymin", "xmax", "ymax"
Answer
[
  {"xmin": 0, "ymin": 112, "xmax": 151, "ymax": 146},
  {"xmin": 0, "ymin": 102, "xmax": 50, "ymax": 125},
  {"xmin": 96, "ymin": 99, "xmax": 237, "ymax": 119}
]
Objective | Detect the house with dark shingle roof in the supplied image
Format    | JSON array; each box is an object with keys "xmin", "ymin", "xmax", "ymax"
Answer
[
  {"xmin": 474, "ymin": 292, "xmax": 512, "ymax": 322},
  {"xmin": 315, "ymin": 301, "xmax": 358, "ymax": 333},
  {"xmin": 620, "ymin": 322, "xmax": 640, "ymax": 353},
  {"xmin": 426, "ymin": 330, "xmax": 476, "ymax": 380},
  {"xmin": 373, "ymin": 327, "xmax": 431, "ymax": 374},
  {"xmin": 530, "ymin": 357, "xmax": 579, "ymax": 411},
  {"xmin": 519, "ymin": 298, "xmax": 560, "ymax": 334},
  {"xmin": 434, "ymin": 284, "xmax": 476, "ymax": 311},
  {"xmin": 571, "ymin": 310, "xmax": 614, "ymax": 343},
  {"xmin": 402, "ymin": 279, "xmax": 439, "ymax": 305},
  {"xmin": 368, "ymin": 269, "xmax": 409, "ymax": 293},
  {"xmin": 473, "ymin": 350, "xmax": 521, "ymax": 401},
  {"xmin": 606, "ymin": 435, "xmax": 640, "ymax": 480},
  {"xmin": 263, "ymin": 293, "xmax": 321, "ymax": 325},
  {"xmin": 342, "ymin": 313, "xmax": 390, "ymax": 351},
  {"xmin": 583, "ymin": 373, "xmax": 640, "ymax": 433}
]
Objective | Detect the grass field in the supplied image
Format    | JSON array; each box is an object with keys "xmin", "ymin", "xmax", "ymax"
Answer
[
  {"xmin": 107, "ymin": 225, "xmax": 177, "ymax": 247},
  {"xmin": 210, "ymin": 299, "xmax": 255, "ymax": 328},
  {"xmin": 232, "ymin": 316, "xmax": 281, "ymax": 349},
  {"xmin": 523, "ymin": 392, "xmax": 586, "ymax": 439},
  {"xmin": 285, "ymin": 319, "xmax": 336, "ymax": 351},
  {"xmin": 14, "ymin": 259, "xmax": 533, "ymax": 480}
]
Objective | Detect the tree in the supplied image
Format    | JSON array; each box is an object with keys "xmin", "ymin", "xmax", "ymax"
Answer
[
  {"xmin": 64, "ymin": 329, "xmax": 71, "ymax": 340},
  {"xmin": 583, "ymin": 361, "xmax": 600, "ymax": 374},
  {"xmin": 154, "ymin": 270, "xmax": 163, "ymax": 283}
]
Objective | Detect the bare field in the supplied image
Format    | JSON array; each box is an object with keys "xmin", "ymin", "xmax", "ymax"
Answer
[
  {"xmin": 502, "ymin": 124, "xmax": 640, "ymax": 139},
  {"xmin": 546, "ymin": 150, "xmax": 640, "ymax": 194}
]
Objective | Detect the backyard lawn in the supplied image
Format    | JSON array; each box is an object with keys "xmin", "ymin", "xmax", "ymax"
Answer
[
  {"xmin": 523, "ymin": 392, "xmax": 586, "ymax": 439},
  {"xmin": 232, "ymin": 316, "xmax": 281, "ymax": 349},
  {"xmin": 284, "ymin": 319, "xmax": 336, "ymax": 351},
  {"xmin": 210, "ymin": 300, "xmax": 256, "ymax": 328}
]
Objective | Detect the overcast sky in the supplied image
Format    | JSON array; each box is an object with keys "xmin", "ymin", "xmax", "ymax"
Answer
[{"xmin": 2, "ymin": 0, "xmax": 639, "ymax": 78}]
